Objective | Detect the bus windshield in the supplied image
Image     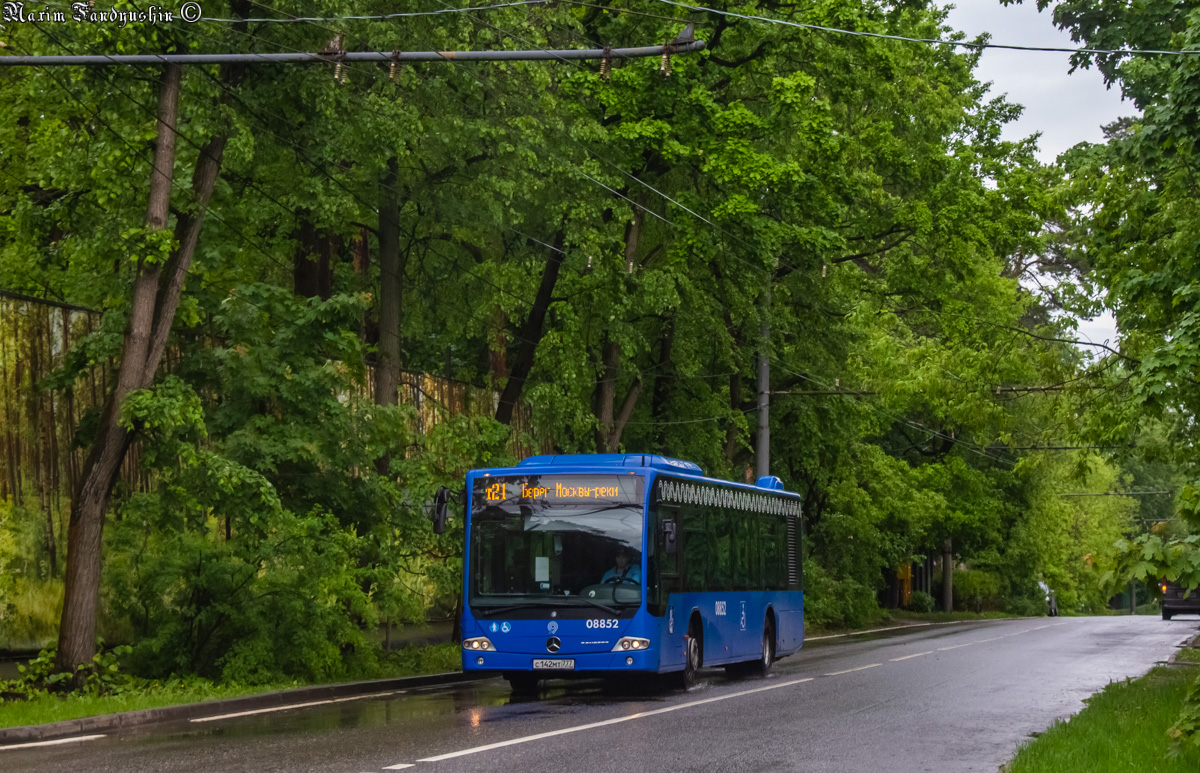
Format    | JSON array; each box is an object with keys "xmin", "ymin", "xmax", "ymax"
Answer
[{"xmin": 469, "ymin": 474, "xmax": 645, "ymax": 610}]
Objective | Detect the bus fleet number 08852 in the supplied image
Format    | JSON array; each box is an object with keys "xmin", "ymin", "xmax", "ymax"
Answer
[{"xmin": 585, "ymin": 619, "xmax": 620, "ymax": 629}]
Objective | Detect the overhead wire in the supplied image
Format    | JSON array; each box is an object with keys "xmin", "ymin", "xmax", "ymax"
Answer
[
  {"xmin": 201, "ymin": 0, "xmax": 550, "ymax": 24},
  {"xmin": 27, "ymin": 13, "xmax": 579, "ymax": 361},
  {"xmin": 652, "ymin": 0, "xmax": 1200, "ymax": 57},
  {"xmin": 13, "ymin": 4, "xmax": 1126, "ymax": 432},
  {"xmin": 385, "ymin": 0, "xmax": 1119, "ymax": 437},
  {"xmin": 14, "ymin": 6, "xmax": 742, "ymax": 398},
  {"xmin": 425, "ymin": 0, "xmax": 794, "ymax": 280}
]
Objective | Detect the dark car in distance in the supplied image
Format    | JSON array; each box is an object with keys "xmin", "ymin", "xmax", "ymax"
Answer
[{"xmin": 1160, "ymin": 580, "xmax": 1200, "ymax": 620}]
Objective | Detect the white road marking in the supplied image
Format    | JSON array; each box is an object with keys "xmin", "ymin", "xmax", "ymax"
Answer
[
  {"xmin": 806, "ymin": 616, "xmax": 1040, "ymax": 642},
  {"xmin": 382, "ymin": 765, "xmax": 415, "ymax": 770},
  {"xmin": 807, "ymin": 621, "xmax": 964, "ymax": 641},
  {"xmin": 190, "ymin": 691, "xmax": 399, "ymax": 723},
  {"xmin": 1030, "ymin": 625, "xmax": 1051, "ymax": 631},
  {"xmin": 0, "ymin": 735, "xmax": 106, "ymax": 750},
  {"xmin": 937, "ymin": 643, "xmax": 974, "ymax": 651},
  {"xmin": 412, "ymin": 676, "xmax": 816, "ymax": 763},
  {"xmin": 889, "ymin": 650, "xmax": 935, "ymax": 662},
  {"xmin": 825, "ymin": 663, "xmax": 882, "ymax": 676}
]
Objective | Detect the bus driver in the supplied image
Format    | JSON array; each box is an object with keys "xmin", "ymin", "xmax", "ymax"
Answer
[{"xmin": 602, "ymin": 547, "xmax": 641, "ymax": 585}]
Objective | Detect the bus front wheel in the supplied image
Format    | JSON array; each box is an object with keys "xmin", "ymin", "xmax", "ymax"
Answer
[
  {"xmin": 505, "ymin": 673, "xmax": 540, "ymax": 694},
  {"xmin": 677, "ymin": 623, "xmax": 701, "ymax": 691}
]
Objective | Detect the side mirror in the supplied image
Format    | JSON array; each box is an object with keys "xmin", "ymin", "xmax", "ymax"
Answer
[
  {"xmin": 661, "ymin": 520, "xmax": 677, "ymax": 551},
  {"xmin": 432, "ymin": 486, "xmax": 452, "ymax": 534}
]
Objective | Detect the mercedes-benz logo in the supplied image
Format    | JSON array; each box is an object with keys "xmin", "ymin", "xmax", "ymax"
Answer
[{"xmin": 546, "ymin": 636, "xmax": 561, "ymax": 653}]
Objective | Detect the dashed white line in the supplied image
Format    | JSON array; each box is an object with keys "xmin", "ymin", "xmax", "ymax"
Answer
[
  {"xmin": 937, "ymin": 643, "xmax": 974, "ymax": 651},
  {"xmin": 825, "ymin": 663, "xmax": 883, "ymax": 676},
  {"xmin": 377, "ymin": 620, "xmax": 1057, "ymax": 769},
  {"xmin": 889, "ymin": 650, "xmax": 935, "ymax": 662},
  {"xmin": 191, "ymin": 691, "xmax": 400, "ymax": 723},
  {"xmin": 411, "ymin": 675, "xmax": 816, "ymax": 763},
  {"xmin": 0, "ymin": 735, "xmax": 106, "ymax": 750}
]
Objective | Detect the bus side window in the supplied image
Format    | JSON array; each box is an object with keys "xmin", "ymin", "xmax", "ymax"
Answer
[
  {"xmin": 682, "ymin": 502, "xmax": 707, "ymax": 592},
  {"xmin": 709, "ymin": 506, "xmax": 732, "ymax": 592}
]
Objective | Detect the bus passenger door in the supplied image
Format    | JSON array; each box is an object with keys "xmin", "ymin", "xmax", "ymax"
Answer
[{"xmin": 651, "ymin": 504, "xmax": 684, "ymax": 668}]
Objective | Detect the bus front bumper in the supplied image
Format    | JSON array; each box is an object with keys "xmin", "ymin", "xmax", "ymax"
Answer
[{"xmin": 462, "ymin": 647, "xmax": 659, "ymax": 674}]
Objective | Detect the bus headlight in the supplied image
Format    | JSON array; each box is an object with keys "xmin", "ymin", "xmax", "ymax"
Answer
[
  {"xmin": 463, "ymin": 637, "xmax": 496, "ymax": 651},
  {"xmin": 612, "ymin": 637, "xmax": 650, "ymax": 652}
]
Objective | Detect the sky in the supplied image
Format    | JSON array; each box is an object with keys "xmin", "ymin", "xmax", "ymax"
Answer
[{"xmin": 942, "ymin": 0, "xmax": 1127, "ymax": 350}]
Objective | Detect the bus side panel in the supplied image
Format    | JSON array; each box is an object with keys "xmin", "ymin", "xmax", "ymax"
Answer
[
  {"xmin": 659, "ymin": 591, "xmax": 802, "ymax": 669},
  {"xmin": 775, "ymin": 590, "xmax": 805, "ymax": 656}
]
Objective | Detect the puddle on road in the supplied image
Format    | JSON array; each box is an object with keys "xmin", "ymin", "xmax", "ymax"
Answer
[{"xmin": 115, "ymin": 676, "xmax": 679, "ymax": 749}]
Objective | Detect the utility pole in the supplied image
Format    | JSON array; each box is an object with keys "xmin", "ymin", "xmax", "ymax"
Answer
[
  {"xmin": 755, "ymin": 284, "xmax": 770, "ymax": 479},
  {"xmin": 942, "ymin": 539, "xmax": 954, "ymax": 612}
]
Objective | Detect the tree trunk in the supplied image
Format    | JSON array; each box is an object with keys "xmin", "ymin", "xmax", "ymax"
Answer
[
  {"xmin": 495, "ymin": 232, "xmax": 565, "ymax": 425},
  {"xmin": 593, "ymin": 214, "xmax": 645, "ymax": 452},
  {"xmin": 293, "ymin": 219, "xmax": 321, "ymax": 298},
  {"xmin": 374, "ymin": 157, "xmax": 402, "ymax": 410},
  {"xmin": 374, "ymin": 158, "xmax": 403, "ymax": 474},
  {"xmin": 593, "ymin": 339, "xmax": 643, "ymax": 453},
  {"xmin": 650, "ymin": 318, "xmax": 674, "ymax": 446},
  {"xmin": 57, "ymin": 64, "xmax": 229, "ymax": 674}
]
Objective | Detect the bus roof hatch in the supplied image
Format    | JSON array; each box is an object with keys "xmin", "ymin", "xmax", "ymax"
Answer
[{"xmin": 517, "ymin": 454, "xmax": 703, "ymax": 475}]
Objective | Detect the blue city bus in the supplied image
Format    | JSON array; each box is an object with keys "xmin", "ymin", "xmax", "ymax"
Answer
[{"xmin": 459, "ymin": 453, "xmax": 804, "ymax": 691}]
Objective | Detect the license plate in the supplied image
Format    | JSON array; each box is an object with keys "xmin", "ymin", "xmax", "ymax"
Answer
[{"xmin": 532, "ymin": 659, "xmax": 575, "ymax": 670}]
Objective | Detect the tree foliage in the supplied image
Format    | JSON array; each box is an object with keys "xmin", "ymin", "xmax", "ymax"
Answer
[{"xmin": 0, "ymin": 0, "xmax": 1160, "ymax": 684}]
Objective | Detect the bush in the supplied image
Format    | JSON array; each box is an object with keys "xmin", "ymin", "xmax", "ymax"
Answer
[
  {"xmin": 804, "ymin": 561, "xmax": 880, "ymax": 629},
  {"xmin": 907, "ymin": 590, "xmax": 936, "ymax": 613},
  {"xmin": 2, "ymin": 642, "xmax": 134, "ymax": 699},
  {"xmin": 953, "ymin": 569, "xmax": 1003, "ymax": 611}
]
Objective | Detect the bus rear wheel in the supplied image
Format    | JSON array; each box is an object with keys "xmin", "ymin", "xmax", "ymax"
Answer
[
  {"xmin": 752, "ymin": 622, "xmax": 775, "ymax": 678},
  {"xmin": 726, "ymin": 621, "xmax": 774, "ymax": 679}
]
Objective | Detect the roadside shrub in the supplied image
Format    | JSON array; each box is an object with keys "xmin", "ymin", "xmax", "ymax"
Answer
[
  {"xmin": 907, "ymin": 590, "xmax": 936, "ymax": 613},
  {"xmin": 804, "ymin": 561, "xmax": 879, "ymax": 629},
  {"xmin": 2, "ymin": 642, "xmax": 134, "ymax": 698},
  {"xmin": 1004, "ymin": 594, "xmax": 1047, "ymax": 617},
  {"xmin": 953, "ymin": 569, "xmax": 1003, "ymax": 611}
]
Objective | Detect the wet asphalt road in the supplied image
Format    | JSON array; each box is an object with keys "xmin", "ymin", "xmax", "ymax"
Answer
[{"xmin": 3, "ymin": 615, "xmax": 1196, "ymax": 773}]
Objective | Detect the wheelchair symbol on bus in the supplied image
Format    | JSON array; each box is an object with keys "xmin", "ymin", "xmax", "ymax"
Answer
[{"xmin": 501, "ymin": 622, "xmax": 512, "ymax": 633}]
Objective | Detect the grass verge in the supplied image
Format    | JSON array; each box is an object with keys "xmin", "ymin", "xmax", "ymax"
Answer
[
  {"xmin": 1005, "ymin": 666, "xmax": 1200, "ymax": 772},
  {"xmin": 0, "ymin": 641, "xmax": 463, "ymax": 730},
  {"xmin": 1175, "ymin": 647, "xmax": 1200, "ymax": 664},
  {"xmin": 0, "ymin": 681, "xmax": 279, "ymax": 729}
]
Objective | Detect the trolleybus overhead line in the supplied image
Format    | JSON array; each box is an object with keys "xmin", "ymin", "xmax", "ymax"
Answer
[{"xmin": 0, "ymin": 39, "xmax": 708, "ymax": 66}]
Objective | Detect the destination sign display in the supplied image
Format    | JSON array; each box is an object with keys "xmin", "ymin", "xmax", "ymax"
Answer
[{"xmin": 473, "ymin": 474, "xmax": 644, "ymax": 509}]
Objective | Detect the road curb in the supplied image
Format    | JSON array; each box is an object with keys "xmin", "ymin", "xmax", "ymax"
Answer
[
  {"xmin": 0, "ymin": 670, "xmax": 490, "ymax": 746},
  {"xmin": 806, "ymin": 615, "xmax": 1041, "ymax": 642}
]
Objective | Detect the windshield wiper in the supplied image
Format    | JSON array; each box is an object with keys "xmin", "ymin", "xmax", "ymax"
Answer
[
  {"xmin": 565, "ymin": 596, "xmax": 621, "ymax": 616},
  {"xmin": 473, "ymin": 597, "xmax": 624, "ymax": 617},
  {"xmin": 473, "ymin": 603, "xmax": 551, "ymax": 617}
]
